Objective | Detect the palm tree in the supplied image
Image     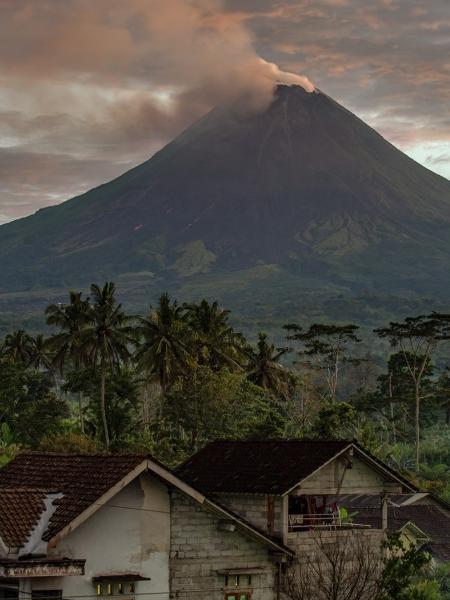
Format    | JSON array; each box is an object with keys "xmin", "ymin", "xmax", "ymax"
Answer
[
  {"xmin": 28, "ymin": 334, "xmax": 53, "ymax": 371},
  {"xmin": 246, "ymin": 332, "xmax": 294, "ymax": 401},
  {"xmin": 134, "ymin": 293, "xmax": 192, "ymax": 397},
  {"xmin": 46, "ymin": 291, "xmax": 91, "ymax": 431},
  {"xmin": 184, "ymin": 299, "xmax": 245, "ymax": 371},
  {"xmin": 46, "ymin": 292, "xmax": 90, "ymax": 370},
  {"xmin": 79, "ymin": 282, "xmax": 135, "ymax": 449},
  {"xmin": 1, "ymin": 330, "xmax": 35, "ymax": 365}
]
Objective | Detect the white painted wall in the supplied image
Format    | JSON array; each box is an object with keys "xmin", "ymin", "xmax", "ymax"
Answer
[{"xmin": 31, "ymin": 473, "xmax": 170, "ymax": 599}]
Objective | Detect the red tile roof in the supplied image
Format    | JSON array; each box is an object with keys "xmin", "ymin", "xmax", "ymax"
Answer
[
  {"xmin": 0, "ymin": 451, "xmax": 294, "ymax": 557},
  {"xmin": 0, "ymin": 488, "xmax": 47, "ymax": 549},
  {"xmin": 0, "ymin": 453, "xmax": 146, "ymax": 541},
  {"xmin": 176, "ymin": 440, "xmax": 352, "ymax": 494}
]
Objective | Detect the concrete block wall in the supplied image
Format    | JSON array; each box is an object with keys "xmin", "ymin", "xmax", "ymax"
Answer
[
  {"xmin": 282, "ymin": 530, "xmax": 386, "ymax": 597},
  {"xmin": 296, "ymin": 456, "xmax": 402, "ymax": 495},
  {"xmin": 213, "ymin": 493, "xmax": 283, "ymax": 536},
  {"xmin": 286, "ymin": 528, "xmax": 386, "ymax": 557},
  {"xmin": 170, "ymin": 492, "xmax": 279, "ymax": 600}
]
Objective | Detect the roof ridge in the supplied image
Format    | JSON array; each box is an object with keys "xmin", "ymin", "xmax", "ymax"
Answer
[
  {"xmin": 15, "ymin": 452, "xmax": 148, "ymax": 458},
  {"xmin": 0, "ymin": 487, "xmax": 58, "ymax": 493},
  {"xmin": 202, "ymin": 439, "xmax": 353, "ymax": 444}
]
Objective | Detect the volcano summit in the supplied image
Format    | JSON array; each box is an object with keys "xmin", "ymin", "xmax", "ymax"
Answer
[{"xmin": 1, "ymin": 85, "xmax": 450, "ymax": 322}]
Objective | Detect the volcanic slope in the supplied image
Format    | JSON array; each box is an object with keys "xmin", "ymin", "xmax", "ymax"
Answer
[{"xmin": 1, "ymin": 84, "xmax": 450, "ymax": 318}]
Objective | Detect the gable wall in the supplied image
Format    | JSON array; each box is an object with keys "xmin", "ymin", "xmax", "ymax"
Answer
[
  {"xmin": 170, "ymin": 491, "xmax": 278, "ymax": 600},
  {"xmin": 293, "ymin": 455, "xmax": 403, "ymax": 496},
  {"xmin": 212, "ymin": 493, "xmax": 283, "ymax": 536},
  {"xmin": 31, "ymin": 473, "xmax": 170, "ymax": 598}
]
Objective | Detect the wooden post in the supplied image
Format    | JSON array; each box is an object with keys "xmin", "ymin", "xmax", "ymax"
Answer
[
  {"xmin": 282, "ymin": 495, "xmax": 289, "ymax": 544},
  {"xmin": 381, "ymin": 493, "xmax": 388, "ymax": 530}
]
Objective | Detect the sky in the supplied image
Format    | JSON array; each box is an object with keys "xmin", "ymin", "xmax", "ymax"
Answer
[{"xmin": 0, "ymin": 0, "xmax": 449, "ymax": 225}]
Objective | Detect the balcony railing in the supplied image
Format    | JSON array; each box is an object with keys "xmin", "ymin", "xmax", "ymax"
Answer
[{"xmin": 288, "ymin": 512, "xmax": 372, "ymax": 532}]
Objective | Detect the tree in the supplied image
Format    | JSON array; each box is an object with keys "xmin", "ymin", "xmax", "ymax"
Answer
[
  {"xmin": 435, "ymin": 369, "xmax": 450, "ymax": 426},
  {"xmin": 65, "ymin": 367, "xmax": 140, "ymax": 449},
  {"xmin": 134, "ymin": 293, "xmax": 192, "ymax": 397},
  {"xmin": 28, "ymin": 334, "xmax": 53, "ymax": 372},
  {"xmin": 0, "ymin": 422, "xmax": 21, "ymax": 466},
  {"xmin": 378, "ymin": 534, "xmax": 432, "ymax": 600},
  {"xmin": 46, "ymin": 292, "xmax": 91, "ymax": 371},
  {"xmin": 1, "ymin": 329, "xmax": 35, "ymax": 365},
  {"xmin": 375, "ymin": 313, "xmax": 450, "ymax": 470},
  {"xmin": 184, "ymin": 299, "xmax": 246, "ymax": 371},
  {"xmin": 46, "ymin": 291, "xmax": 91, "ymax": 430},
  {"xmin": 285, "ymin": 323, "xmax": 361, "ymax": 402},
  {"xmin": 312, "ymin": 401, "xmax": 357, "ymax": 439},
  {"xmin": 0, "ymin": 361, "xmax": 69, "ymax": 448},
  {"xmin": 162, "ymin": 367, "xmax": 286, "ymax": 456},
  {"xmin": 79, "ymin": 282, "xmax": 135, "ymax": 449},
  {"xmin": 365, "ymin": 352, "xmax": 435, "ymax": 445},
  {"xmin": 246, "ymin": 332, "xmax": 295, "ymax": 401}
]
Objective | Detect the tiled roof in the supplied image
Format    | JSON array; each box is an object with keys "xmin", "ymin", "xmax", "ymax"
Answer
[
  {"xmin": 0, "ymin": 452, "xmax": 294, "ymax": 557},
  {"xmin": 0, "ymin": 453, "xmax": 146, "ymax": 541},
  {"xmin": 0, "ymin": 488, "xmax": 47, "ymax": 549},
  {"xmin": 350, "ymin": 504, "xmax": 450, "ymax": 562},
  {"xmin": 176, "ymin": 440, "xmax": 352, "ymax": 494}
]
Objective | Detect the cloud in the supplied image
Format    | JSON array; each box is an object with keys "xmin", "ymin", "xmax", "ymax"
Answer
[
  {"xmin": 242, "ymin": 0, "xmax": 450, "ymax": 153},
  {"xmin": 427, "ymin": 153, "xmax": 450, "ymax": 165},
  {"xmin": 0, "ymin": 0, "xmax": 448, "ymax": 223}
]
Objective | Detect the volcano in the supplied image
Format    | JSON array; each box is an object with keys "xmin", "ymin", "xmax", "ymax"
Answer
[{"xmin": 1, "ymin": 85, "xmax": 450, "ymax": 323}]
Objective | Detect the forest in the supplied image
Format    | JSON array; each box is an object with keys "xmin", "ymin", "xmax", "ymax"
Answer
[{"xmin": 0, "ymin": 282, "xmax": 449, "ymax": 504}]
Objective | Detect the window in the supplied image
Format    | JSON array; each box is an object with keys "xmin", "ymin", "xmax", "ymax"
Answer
[
  {"xmin": 95, "ymin": 582, "xmax": 136, "ymax": 596},
  {"xmin": 226, "ymin": 594, "xmax": 250, "ymax": 600}
]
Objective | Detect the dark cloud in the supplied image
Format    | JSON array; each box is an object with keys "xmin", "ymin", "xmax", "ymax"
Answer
[{"xmin": 0, "ymin": 0, "xmax": 448, "ymax": 223}]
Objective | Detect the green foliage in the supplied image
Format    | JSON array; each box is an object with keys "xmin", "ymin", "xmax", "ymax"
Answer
[
  {"xmin": 64, "ymin": 368, "xmax": 140, "ymax": 450},
  {"xmin": 0, "ymin": 422, "xmax": 20, "ymax": 465},
  {"xmin": 378, "ymin": 534, "xmax": 432, "ymax": 600},
  {"xmin": 134, "ymin": 293, "xmax": 193, "ymax": 394},
  {"xmin": 312, "ymin": 401, "xmax": 357, "ymax": 439},
  {"xmin": 39, "ymin": 432, "xmax": 100, "ymax": 454},
  {"xmin": 285, "ymin": 322, "xmax": 362, "ymax": 402},
  {"xmin": 0, "ymin": 281, "xmax": 449, "ymax": 512},
  {"xmin": 0, "ymin": 361, "xmax": 69, "ymax": 448},
  {"xmin": 184, "ymin": 299, "xmax": 246, "ymax": 371},
  {"xmin": 246, "ymin": 332, "xmax": 295, "ymax": 401},
  {"xmin": 136, "ymin": 367, "xmax": 286, "ymax": 465},
  {"xmin": 167, "ymin": 367, "xmax": 286, "ymax": 448}
]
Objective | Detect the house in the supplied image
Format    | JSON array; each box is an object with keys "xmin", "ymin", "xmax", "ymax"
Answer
[
  {"xmin": 176, "ymin": 440, "xmax": 418, "ymax": 553},
  {"xmin": 0, "ymin": 441, "xmax": 448, "ymax": 600},
  {"xmin": 0, "ymin": 453, "xmax": 291, "ymax": 599}
]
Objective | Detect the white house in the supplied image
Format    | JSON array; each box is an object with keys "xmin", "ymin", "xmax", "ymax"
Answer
[{"xmin": 0, "ymin": 453, "xmax": 290, "ymax": 599}]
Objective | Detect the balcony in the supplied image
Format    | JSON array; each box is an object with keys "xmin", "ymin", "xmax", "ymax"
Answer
[
  {"xmin": 288, "ymin": 511, "xmax": 372, "ymax": 532},
  {"xmin": 287, "ymin": 494, "xmax": 376, "ymax": 533}
]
